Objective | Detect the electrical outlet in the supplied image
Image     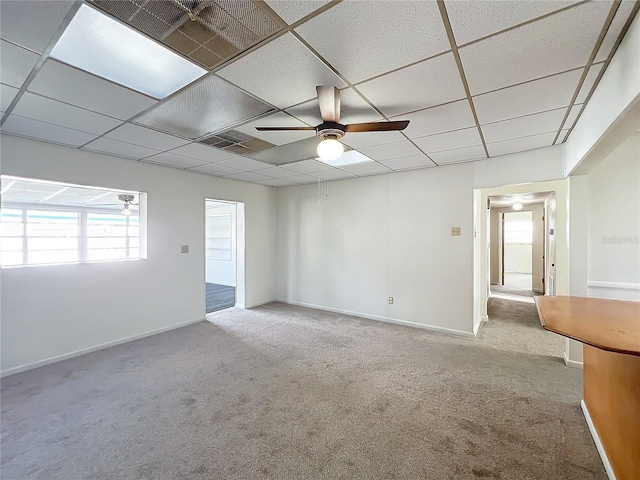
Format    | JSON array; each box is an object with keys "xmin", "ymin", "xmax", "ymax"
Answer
[
  {"xmin": 388, "ymin": 297, "xmax": 394, "ymax": 305},
  {"xmin": 451, "ymin": 227, "xmax": 461, "ymax": 236},
  {"xmin": 181, "ymin": 245, "xmax": 189, "ymax": 254}
]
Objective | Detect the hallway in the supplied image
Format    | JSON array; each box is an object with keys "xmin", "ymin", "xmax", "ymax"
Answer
[{"xmin": 483, "ymin": 285, "xmax": 564, "ymax": 358}]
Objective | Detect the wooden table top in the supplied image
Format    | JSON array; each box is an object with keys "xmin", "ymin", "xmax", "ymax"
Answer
[{"xmin": 534, "ymin": 296, "xmax": 640, "ymax": 356}]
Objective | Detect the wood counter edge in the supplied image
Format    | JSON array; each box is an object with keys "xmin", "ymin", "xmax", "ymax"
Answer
[{"xmin": 533, "ymin": 296, "xmax": 640, "ymax": 357}]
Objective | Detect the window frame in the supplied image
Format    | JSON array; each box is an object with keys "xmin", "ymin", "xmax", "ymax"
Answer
[{"xmin": 1, "ymin": 201, "xmax": 141, "ymax": 268}]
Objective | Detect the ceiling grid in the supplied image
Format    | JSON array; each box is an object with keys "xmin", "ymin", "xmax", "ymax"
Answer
[{"xmin": 0, "ymin": 0, "xmax": 637, "ymax": 186}]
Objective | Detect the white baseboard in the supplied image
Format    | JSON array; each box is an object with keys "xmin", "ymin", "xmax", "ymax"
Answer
[
  {"xmin": 581, "ymin": 400, "xmax": 617, "ymax": 480},
  {"xmin": 587, "ymin": 281, "xmax": 640, "ymax": 302},
  {"xmin": 242, "ymin": 298, "xmax": 276, "ymax": 309},
  {"xmin": 1, "ymin": 317, "xmax": 205, "ymax": 378},
  {"xmin": 480, "ymin": 315, "xmax": 489, "ymax": 323},
  {"xmin": 563, "ymin": 352, "xmax": 584, "ymax": 369},
  {"xmin": 276, "ymin": 298, "xmax": 476, "ymax": 338}
]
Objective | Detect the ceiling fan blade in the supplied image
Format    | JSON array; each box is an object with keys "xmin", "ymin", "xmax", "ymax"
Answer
[
  {"xmin": 255, "ymin": 126, "xmax": 315, "ymax": 131},
  {"xmin": 345, "ymin": 120, "xmax": 410, "ymax": 133},
  {"xmin": 316, "ymin": 85, "xmax": 341, "ymax": 123}
]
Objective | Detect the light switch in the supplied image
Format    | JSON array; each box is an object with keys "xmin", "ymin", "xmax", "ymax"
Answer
[
  {"xmin": 181, "ymin": 245, "xmax": 189, "ymax": 253},
  {"xmin": 451, "ymin": 227, "xmax": 461, "ymax": 236}
]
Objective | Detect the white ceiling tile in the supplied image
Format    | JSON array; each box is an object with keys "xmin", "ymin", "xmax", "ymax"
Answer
[
  {"xmin": 142, "ymin": 152, "xmax": 206, "ymax": 169},
  {"xmin": 234, "ymin": 112, "xmax": 314, "ymax": 146},
  {"xmin": 595, "ymin": 0, "xmax": 637, "ymax": 62},
  {"xmin": 13, "ymin": 93, "xmax": 122, "ymax": 135},
  {"xmin": 430, "ymin": 145, "xmax": 487, "ymax": 164},
  {"xmin": 446, "ymin": 1, "xmax": 580, "ymax": 46},
  {"xmin": 263, "ymin": 174, "xmax": 318, "ymax": 186},
  {"xmin": 400, "ymin": 100, "xmax": 476, "ymax": 138},
  {"xmin": 359, "ymin": 140, "xmax": 423, "ymax": 162},
  {"xmin": 295, "ymin": 0, "xmax": 449, "ymax": 84},
  {"xmin": 170, "ymin": 143, "xmax": 239, "ymax": 163},
  {"xmin": 265, "ymin": 0, "xmax": 331, "ymax": 24},
  {"xmin": 0, "ymin": 40, "xmax": 39, "ymax": 88},
  {"xmin": 356, "ymin": 53, "xmax": 466, "ymax": 117},
  {"xmin": 252, "ymin": 167, "xmax": 299, "ymax": 179},
  {"xmin": 187, "ymin": 163, "xmax": 242, "ymax": 176},
  {"xmin": 1, "ymin": 84, "xmax": 19, "ymax": 112},
  {"xmin": 473, "ymin": 69, "xmax": 583, "ymax": 124},
  {"xmin": 487, "ymin": 132, "xmax": 557, "ymax": 157},
  {"xmin": 576, "ymin": 62, "xmax": 605, "ymax": 103},
  {"xmin": 481, "ymin": 108, "xmax": 566, "ymax": 144},
  {"xmin": 83, "ymin": 137, "xmax": 161, "ymax": 159},
  {"xmin": 286, "ymin": 88, "xmax": 382, "ymax": 126},
  {"xmin": 562, "ymin": 104, "xmax": 583, "ymax": 130},
  {"xmin": 0, "ymin": 1, "xmax": 75, "ymax": 53},
  {"xmin": 556, "ymin": 129, "xmax": 570, "ymax": 145},
  {"xmin": 217, "ymin": 156, "xmax": 274, "ymax": 171},
  {"xmin": 341, "ymin": 130, "xmax": 405, "ymax": 150},
  {"xmin": 322, "ymin": 169, "xmax": 357, "ymax": 181},
  {"xmin": 1, "ymin": 114, "xmax": 96, "ymax": 147},
  {"xmin": 460, "ymin": 1, "xmax": 611, "ymax": 94},
  {"xmin": 280, "ymin": 159, "xmax": 328, "ymax": 174},
  {"xmin": 339, "ymin": 162, "xmax": 392, "ymax": 176},
  {"xmin": 105, "ymin": 124, "xmax": 190, "ymax": 151},
  {"xmin": 378, "ymin": 154, "xmax": 435, "ymax": 171},
  {"xmin": 224, "ymin": 171, "xmax": 271, "ymax": 183},
  {"xmin": 218, "ymin": 33, "xmax": 345, "ymax": 109},
  {"xmin": 412, "ymin": 127, "xmax": 483, "ymax": 154},
  {"xmin": 28, "ymin": 60, "xmax": 156, "ymax": 120}
]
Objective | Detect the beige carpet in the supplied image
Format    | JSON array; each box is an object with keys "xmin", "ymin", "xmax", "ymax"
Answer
[{"xmin": 1, "ymin": 300, "xmax": 603, "ymax": 479}]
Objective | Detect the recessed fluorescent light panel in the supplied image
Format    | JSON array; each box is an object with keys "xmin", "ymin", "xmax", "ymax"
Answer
[
  {"xmin": 316, "ymin": 150, "xmax": 374, "ymax": 167},
  {"xmin": 50, "ymin": 5, "xmax": 206, "ymax": 99}
]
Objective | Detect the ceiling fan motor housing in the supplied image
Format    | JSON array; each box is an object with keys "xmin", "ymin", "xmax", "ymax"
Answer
[
  {"xmin": 118, "ymin": 194, "xmax": 135, "ymax": 203},
  {"xmin": 316, "ymin": 121, "xmax": 346, "ymax": 140}
]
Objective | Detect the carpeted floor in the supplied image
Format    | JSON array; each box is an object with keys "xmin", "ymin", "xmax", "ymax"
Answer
[
  {"xmin": 205, "ymin": 283, "xmax": 235, "ymax": 313},
  {"xmin": 1, "ymin": 301, "xmax": 603, "ymax": 479}
]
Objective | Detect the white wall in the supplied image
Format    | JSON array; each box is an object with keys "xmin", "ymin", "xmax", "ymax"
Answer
[
  {"xmin": 277, "ymin": 163, "xmax": 475, "ymax": 336},
  {"xmin": 205, "ymin": 201, "xmax": 236, "ymax": 287},
  {"xmin": 586, "ymin": 133, "xmax": 640, "ymax": 301},
  {"xmin": 565, "ymin": 13, "xmax": 640, "ymax": 175},
  {"xmin": 0, "ymin": 135, "xmax": 276, "ymax": 375}
]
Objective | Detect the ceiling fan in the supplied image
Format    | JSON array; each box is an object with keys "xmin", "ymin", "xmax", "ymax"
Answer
[
  {"xmin": 91, "ymin": 194, "xmax": 138, "ymax": 216},
  {"xmin": 255, "ymin": 86, "xmax": 410, "ymax": 161}
]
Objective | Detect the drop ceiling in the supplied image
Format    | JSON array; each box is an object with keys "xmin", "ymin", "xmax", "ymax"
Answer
[{"xmin": 0, "ymin": 0, "xmax": 637, "ymax": 188}]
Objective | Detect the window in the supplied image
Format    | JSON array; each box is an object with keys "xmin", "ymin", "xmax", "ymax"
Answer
[
  {"xmin": 0, "ymin": 176, "xmax": 144, "ymax": 267},
  {"xmin": 504, "ymin": 220, "xmax": 533, "ymax": 244}
]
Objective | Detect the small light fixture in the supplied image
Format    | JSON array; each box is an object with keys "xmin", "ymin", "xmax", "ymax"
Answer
[
  {"xmin": 122, "ymin": 204, "xmax": 133, "ymax": 216},
  {"xmin": 512, "ymin": 203, "xmax": 523, "ymax": 211},
  {"xmin": 317, "ymin": 136, "xmax": 344, "ymax": 161}
]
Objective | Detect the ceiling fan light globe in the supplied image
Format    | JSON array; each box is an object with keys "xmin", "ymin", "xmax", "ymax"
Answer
[
  {"xmin": 317, "ymin": 138, "xmax": 344, "ymax": 161},
  {"xmin": 122, "ymin": 205, "xmax": 133, "ymax": 216}
]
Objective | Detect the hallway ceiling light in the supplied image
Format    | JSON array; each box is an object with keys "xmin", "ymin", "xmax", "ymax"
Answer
[{"xmin": 512, "ymin": 203, "xmax": 523, "ymax": 211}]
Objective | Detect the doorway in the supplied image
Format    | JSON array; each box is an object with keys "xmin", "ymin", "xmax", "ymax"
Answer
[{"xmin": 205, "ymin": 199, "xmax": 239, "ymax": 313}]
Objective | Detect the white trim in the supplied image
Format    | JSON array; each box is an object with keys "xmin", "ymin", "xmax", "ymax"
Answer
[
  {"xmin": 0, "ymin": 317, "xmax": 204, "ymax": 378},
  {"xmin": 241, "ymin": 299, "xmax": 276, "ymax": 309},
  {"xmin": 587, "ymin": 281, "xmax": 640, "ymax": 290},
  {"xmin": 563, "ymin": 352, "xmax": 584, "ymax": 369},
  {"xmin": 276, "ymin": 298, "xmax": 476, "ymax": 338},
  {"xmin": 581, "ymin": 400, "xmax": 617, "ymax": 480}
]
